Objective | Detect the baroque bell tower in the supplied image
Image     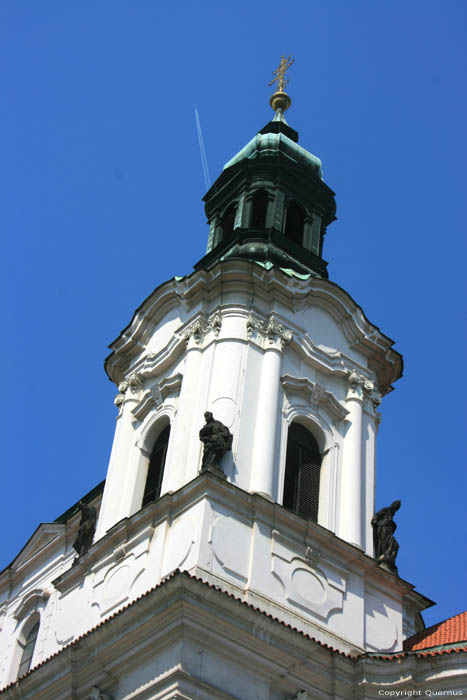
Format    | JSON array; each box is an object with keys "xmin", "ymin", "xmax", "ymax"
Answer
[
  {"xmin": 88, "ymin": 59, "xmax": 427, "ymax": 654},
  {"xmin": 4, "ymin": 61, "xmax": 465, "ymax": 700}
]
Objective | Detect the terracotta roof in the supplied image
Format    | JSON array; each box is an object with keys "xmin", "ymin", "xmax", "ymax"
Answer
[{"xmin": 404, "ymin": 610, "xmax": 467, "ymax": 651}]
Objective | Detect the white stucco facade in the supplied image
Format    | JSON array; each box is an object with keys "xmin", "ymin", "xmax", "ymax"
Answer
[
  {"xmin": 3, "ymin": 258, "xmax": 459, "ymax": 698},
  {"xmin": 98, "ymin": 260, "xmax": 400, "ymax": 553}
]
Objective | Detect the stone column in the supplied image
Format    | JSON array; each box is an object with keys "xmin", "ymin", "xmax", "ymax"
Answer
[
  {"xmin": 362, "ymin": 388, "xmax": 382, "ymax": 556},
  {"xmin": 249, "ymin": 315, "xmax": 292, "ymax": 500},
  {"xmin": 271, "ymin": 189, "xmax": 285, "ymax": 232},
  {"xmin": 163, "ymin": 339, "xmax": 204, "ymax": 492},
  {"xmin": 338, "ymin": 371, "xmax": 374, "ymax": 549},
  {"xmin": 168, "ymin": 315, "xmax": 221, "ymax": 487}
]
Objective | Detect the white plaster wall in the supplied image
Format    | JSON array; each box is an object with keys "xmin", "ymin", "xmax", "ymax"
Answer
[
  {"xmin": 0, "ymin": 478, "xmax": 426, "ymax": 691},
  {"xmin": 98, "ymin": 291, "xmax": 380, "ymax": 558}
]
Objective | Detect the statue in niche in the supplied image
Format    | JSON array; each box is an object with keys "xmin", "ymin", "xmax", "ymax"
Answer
[
  {"xmin": 199, "ymin": 411, "xmax": 233, "ymax": 475},
  {"xmin": 371, "ymin": 500, "xmax": 401, "ymax": 574},
  {"xmin": 72, "ymin": 501, "xmax": 97, "ymax": 559}
]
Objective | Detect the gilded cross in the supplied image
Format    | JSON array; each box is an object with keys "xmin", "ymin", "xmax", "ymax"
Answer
[{"xmin": 269, "ymin": 56, "xmax": 295, "ymax": 93}]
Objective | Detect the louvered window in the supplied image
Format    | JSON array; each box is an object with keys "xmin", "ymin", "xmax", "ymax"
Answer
[
  {"xmin": 284, "ymin": 201, "xmax": 305, "ymax": 246},
  {"xmin": 250, "ymin": 190, "xmax": 268, "ymax": 229},
  {"xmin": 17, "ymin": 622, "xmax": 39, "ymax": 679},
  {"xmin": 142, "ymin": 425, "xmax": 170, "ymax": 507},
  {"xmin": 219, "ymin": 203, "xmax": 237, "ymax": 241},
  {"xmin": 283, "ymin": 422, "xmax": 321, "ymax": 522}
]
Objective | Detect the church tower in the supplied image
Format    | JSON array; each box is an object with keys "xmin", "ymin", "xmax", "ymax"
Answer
[
  {"xmin": 92, "ymin": 62, "xmax": 426, "ymax": 654},
  {"xmin": 5, "ymin": 62, "xmax": 462, "ymax": 700}
]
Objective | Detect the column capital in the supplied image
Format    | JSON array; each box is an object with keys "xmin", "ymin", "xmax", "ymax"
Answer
[
  {"xmin": 180, "ymin": 313, "xmax": 222, "ymax": 349},
  {"xmin": 114, "ymin": 372, "xmax": 144, "ymax": 412},
  {"xmin": 246, "ymin": 313, "xmax": 292, "ymax": 352},
  {"xmin": 345, "ymin": 370, "xmax": 380, "ymax": 405}
]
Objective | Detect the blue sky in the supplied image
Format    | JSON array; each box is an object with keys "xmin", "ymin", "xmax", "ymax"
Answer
[{"xmin": 2, "ymin": 1, "xmax": 466, "ymax": 629}]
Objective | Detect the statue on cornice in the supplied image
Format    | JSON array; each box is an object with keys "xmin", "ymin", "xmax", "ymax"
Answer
[
  {"xmin": 371, "ymin": 500, "xmax": 401, "ymax": 574},
  {"xmin": 199, "ymin": 412, "xmax": 233, "ymax": 475},
  {"xmin": 72, "ymin": 501, "xmax": 97, "ymax": 559}
]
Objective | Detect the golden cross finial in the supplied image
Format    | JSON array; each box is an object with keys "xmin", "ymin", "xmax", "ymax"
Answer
[{"xmin": 269, "ymin": 55, "xmax": 295, "ymax": 93}]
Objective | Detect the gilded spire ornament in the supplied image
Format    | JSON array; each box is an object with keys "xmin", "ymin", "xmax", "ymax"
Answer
[{"xmin": 269, "ymin": 55, "xmax": 294, "ymax": 113}]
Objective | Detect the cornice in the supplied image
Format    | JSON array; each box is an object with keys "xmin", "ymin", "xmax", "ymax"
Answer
[
  {"xmin": 128, "ymin": 373, "xmax": 183, "ymax": 422},
  {"xmin": 51, "ymin": 473, "xmax": 426, "ymax": 609},
  {"xmin": 281, "ymin": 374, "xmax": 348, "ymax": 422},
  {"xmin": 0, "ymin": 570, "xmax": 359, "ymax": 699},
  {"xmin": 105, "ymin": 261, "xmax": 402, "ymax": 393}
]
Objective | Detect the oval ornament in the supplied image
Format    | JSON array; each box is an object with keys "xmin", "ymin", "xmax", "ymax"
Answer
[{"xmin": 292, "ymin": 567, "xmax": 326, "ymax": 604}]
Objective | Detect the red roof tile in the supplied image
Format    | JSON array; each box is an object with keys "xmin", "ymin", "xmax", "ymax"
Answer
[{"xmin": 404, "ymin": 610, "xmax": 467, "ymax": 651}]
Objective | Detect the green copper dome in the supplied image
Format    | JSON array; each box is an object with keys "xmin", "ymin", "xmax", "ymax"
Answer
[
  {"xmin": 223, "ymin": 131, "xmax": 324, "ymax": 180},
  {"xmin": 194, "ymin": 113, "xmax": 336, "ymax": 279}
]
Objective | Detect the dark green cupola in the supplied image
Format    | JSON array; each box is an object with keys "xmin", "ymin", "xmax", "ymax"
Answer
[{"xmin": 194, "ymin": 81, "xmax": 336, "ymax": 279}]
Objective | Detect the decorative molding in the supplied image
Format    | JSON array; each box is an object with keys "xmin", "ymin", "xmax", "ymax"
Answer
[
  {"xmin": 159, "ymin": 373, "xmax": 183, "ymax": 398},
  {"xmin": 305, "ymin": 546, "xmax": 320, "ymax": 568},
  {"xmin": 271, "ymin": 532, "xmax": 346, "ymax": 621},
  {"xmin": 281, "ymin": 374, "xmax": 348, "ymax": 422},
  {"xmin": 346, "ymin": 370, "xmax": 382, "ymax": 408},
  {"xmin": 114, "ymin": 372, "xmax": 144, "ymax": 409},
  {"xmin": 14, "ymin": 589, "xmax": 50, "ymax": 622},
  {"xmin": 11, "ymin": 523, "xmax": 65, "ymax": 575},
  {"xmin": 105, "ymin": 262, "xmax": 402, "ymax": 395},
  {"xmin": 181, "ymin": 313, "xmax": 222, "ymax": 345},
  {"xmin": 246, "ymin": 312, "xmax": 293, "ymax": 351},
  {"xmin": 131, "ymin": 373, "xmax": 183, "ymax": 422}
]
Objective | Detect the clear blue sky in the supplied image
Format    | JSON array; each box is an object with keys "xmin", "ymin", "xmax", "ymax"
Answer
[{"xmin": 2, "ymin": 1, "xmax": 466, "ymax": 629}]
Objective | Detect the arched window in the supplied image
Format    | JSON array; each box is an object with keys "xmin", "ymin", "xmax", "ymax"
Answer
[
  {"xmin": 283, "ymin": 422, "xmax": 321, "ymax": 522},
  {"xmin": 17, "ymin": 621, "xmax": 39, "ymax": 679},
  {"xmin": 219, "ymin": 203, "xmax": 237, "ymax": 241},
  {"xmin": 284, "ymin": 201, "xmax": 305, "ymax": 246},
  {"xmin": 142, "ymin": 425, "xmax": 170, "ymax": 507},
  {"xmin": 250, "ymin": 190, "xmax": 268, "ymax": 229}
]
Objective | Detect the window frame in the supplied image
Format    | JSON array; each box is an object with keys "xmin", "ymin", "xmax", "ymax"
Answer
[{"xmin": 283, "ymin": 421, "xmax": 322, "ymax": 522}]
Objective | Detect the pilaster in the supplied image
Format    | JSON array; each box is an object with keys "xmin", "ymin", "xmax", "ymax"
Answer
[
  {"xmin": 248, "ymin": 314, "xmax": 292, "ymax": 499},
  {"xmin": 96, "ymin": 374, "xmax": 143, "ymax": 538},
  {"xmin": 338, "ymin": 371, "xmax": 379, "ymax": 551}
]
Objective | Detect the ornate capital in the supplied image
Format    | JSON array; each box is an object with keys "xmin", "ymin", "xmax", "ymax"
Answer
[
  {"xmin": 346, "ymin": 370, "xmax": 373, "ymax": 393},
  {"xmin": 114, "ymin": 373, "xmax": 144, "ymax": 410},
  {"xmin": 346, "ymin": 370, "xmax": 380, "ymax": 406},
  {"xmin": 182, "ymin": 313, "xmax": 222, "ymax": 346},
  {"xmin": 247, "ymin": 313, "xmax": 292, "ymax": 350}
]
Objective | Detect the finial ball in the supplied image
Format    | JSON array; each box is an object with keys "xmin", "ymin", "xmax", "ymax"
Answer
[{"xmin": 269, "ymin": 91, "xmax": 292, "ymax": 113}]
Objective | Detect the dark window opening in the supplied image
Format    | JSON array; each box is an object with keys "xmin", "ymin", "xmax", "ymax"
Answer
[
  {"xmin": 250, "ymin": 190, "xmax": 269, "ymax": 229},
  {"xmin": 142, "ymin": 425, "xmax": 170, "ymax": 507},
  {"xmin": 219, "ymin": 204, "xmax": 237, "ymax": 241},
  {"xmin": 17, "ymin": 622, "xmax": 39, "ymax": 679},
  {"xmin": 283, "ymin": 422, "xmax": 321, "ymax": 522},
  {"xmin": 284, "ymin": 202, "xmax": 305, "ymax": 246}
]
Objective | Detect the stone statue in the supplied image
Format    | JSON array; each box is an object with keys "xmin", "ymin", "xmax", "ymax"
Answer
[
  {"xmin": 371, "ymin": 500, "xmax": 401, "ymax": 574},
  {"xmin": 199, "ymin": 411, "xmax": 233, "ymax": 474},
  {"xmin": 72, "ymin": 501, "xmax": 97, "ymax": 558}
]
